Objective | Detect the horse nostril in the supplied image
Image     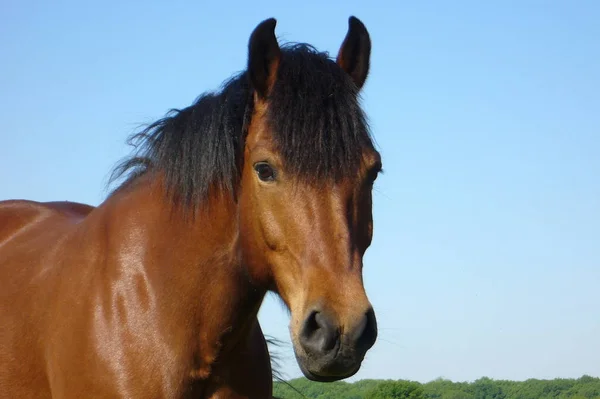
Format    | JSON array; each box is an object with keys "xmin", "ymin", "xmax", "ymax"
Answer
[
  {"xmin": 351, "ymin": 307, "xmax": 378, "ymax": 351},
  {"xmin": 299, "ymin": 310, "xmax": 339, "ymax": 356}
]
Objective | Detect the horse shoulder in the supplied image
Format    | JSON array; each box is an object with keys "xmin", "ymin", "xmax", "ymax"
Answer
[{"xmin": 0, "ymin": 200, "xmax": 95, "ymax": 396}]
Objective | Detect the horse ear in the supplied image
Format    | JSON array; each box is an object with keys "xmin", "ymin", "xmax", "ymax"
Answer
[
  {"xmin": 336, "ymin": 16, "xmax": 371, "ymax": 90},
  {"xmin": 248, "ymin": 18, "xmax": 281, "ymax": 99}
]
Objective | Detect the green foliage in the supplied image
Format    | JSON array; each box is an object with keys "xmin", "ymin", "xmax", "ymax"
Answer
[
  {"xmin": 273, "ymin": 375, "xmax": 600, "ymax": 399},
  {"xmin": 365, "ymin": 380, "xmax": 424, "ymax": 399},
  {"xmin": 273, "ymin": 378, "xmax": 380, "ymax": 399},
  {"xmin": 472, "ymin": 377, "xmax": 506, "ymax": 399}
]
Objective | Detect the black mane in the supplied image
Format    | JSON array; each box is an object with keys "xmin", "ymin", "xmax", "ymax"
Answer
[{"xmin": 110, "ymin": 44, "xmax": 374, "ymax": 209}]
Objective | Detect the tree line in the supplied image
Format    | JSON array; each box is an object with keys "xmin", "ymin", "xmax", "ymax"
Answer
[{"xmin": 273, "ymin": 375, "xmax": 600, "ymax": 399}]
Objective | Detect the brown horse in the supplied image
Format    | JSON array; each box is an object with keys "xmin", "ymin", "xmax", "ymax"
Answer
[{"xmin": 0, "ymin": 16, "xmax": 381, "ymax": 398}]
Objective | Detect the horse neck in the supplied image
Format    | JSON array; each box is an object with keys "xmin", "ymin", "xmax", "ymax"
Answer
[{"xmin": 92, "ymin": 173, "xmax": 265, "ymax": 347}]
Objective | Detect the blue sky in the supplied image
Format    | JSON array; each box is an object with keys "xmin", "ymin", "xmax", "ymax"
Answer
[{"xmin": 1, "ymin": 0, "xmax": 599, "ymax": 384}]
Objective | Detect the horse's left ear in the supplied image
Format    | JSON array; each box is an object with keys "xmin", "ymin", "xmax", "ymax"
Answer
[
  {"xmin": 336, "ymin": 16, "xmax": 371, "ymax": 90},
  {"xmin": 248, "ymin": 18, "xmax": 281, "ymax": 99}
]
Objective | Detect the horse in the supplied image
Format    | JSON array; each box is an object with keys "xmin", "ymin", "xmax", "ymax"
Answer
[{"xmin": 0, "ymin": 16, "xmax": 381, "ymax": 398}]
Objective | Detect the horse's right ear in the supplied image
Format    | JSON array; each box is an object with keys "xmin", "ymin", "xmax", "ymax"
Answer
[
  {"xmin": 336, "ymin": 16, "xmax": 371, "ymax": 90},
  {"xmin": 248, "ymin": 18, "xmax": 281, "ymax": 99}
]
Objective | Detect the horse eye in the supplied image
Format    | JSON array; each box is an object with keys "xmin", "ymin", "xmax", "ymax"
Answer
[
  {"xmin": 254, "ymin": 162, "xmax": 275, "ymax": 182},
  {"xmin": 369, "ymin": 162, "xmax": 383, "ymax": 183}
]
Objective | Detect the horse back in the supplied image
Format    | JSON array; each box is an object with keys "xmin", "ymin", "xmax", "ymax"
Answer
[
  {"xmin": 0, "ymin": 198, "xmax": 95, "ymax": 301},
  {"xmin": 0, "ymin": 200, "xmax": 93, "ymax": 245}
]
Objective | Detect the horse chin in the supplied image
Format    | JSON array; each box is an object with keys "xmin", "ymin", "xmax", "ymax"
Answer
[{"xmin": 294, "ymin": 351, "xmax": 362, "ymax": 382}]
